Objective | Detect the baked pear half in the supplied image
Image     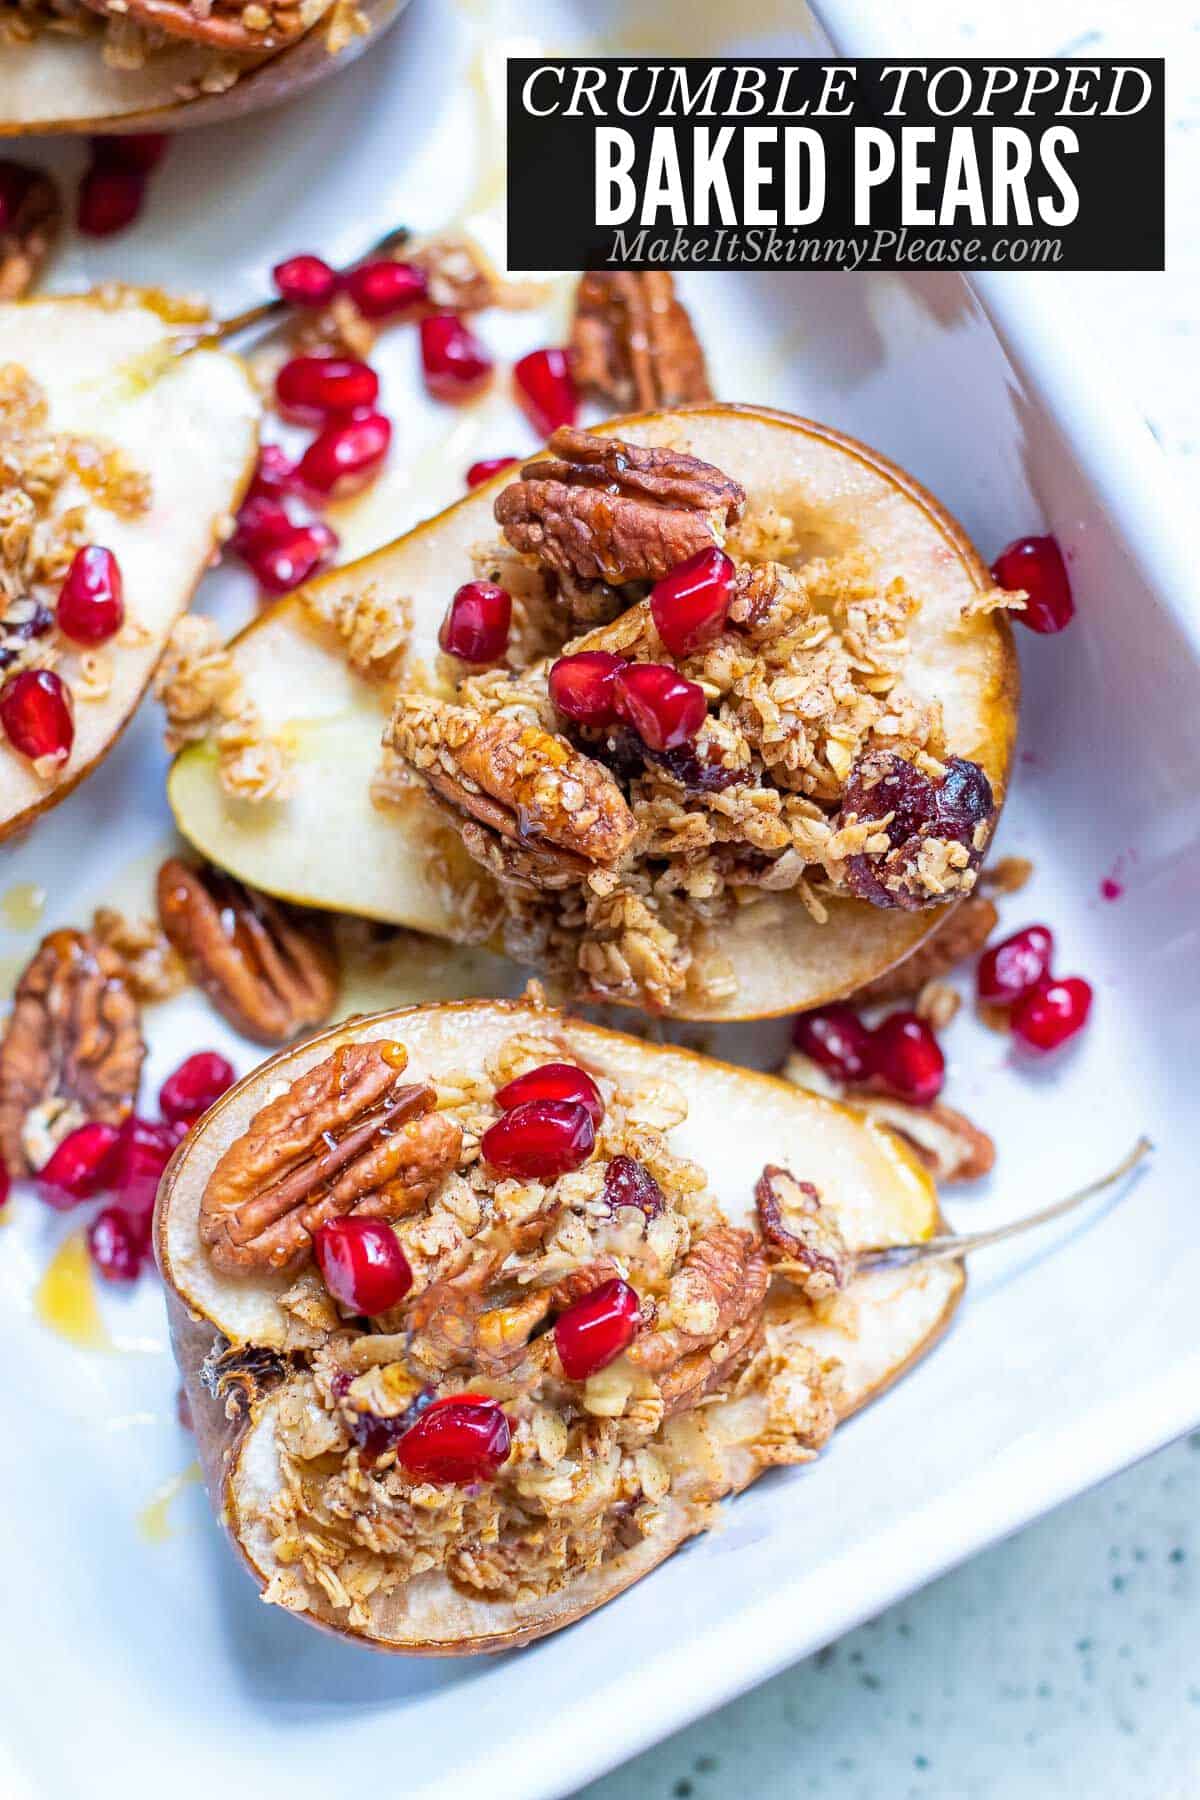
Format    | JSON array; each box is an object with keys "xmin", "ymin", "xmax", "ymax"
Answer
[
  {"xmin": 0, "ymin": 291, "xmax": 259, "ymax": 841},
  {"xmin": 167, "ymin": 405, "xmax": 1018, "ymax": 1020},
  {"xmin": 158, "ymin": 997, "xmax": 963, "ymax": 1654},
  {"xmin": 0, "ymin": 0, "xmax": 403, "ymax": 136}
]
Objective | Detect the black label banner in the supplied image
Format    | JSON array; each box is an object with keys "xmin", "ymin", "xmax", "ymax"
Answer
[{"xmin": 506, "ymin": 59, "xmax": 1164, "ymax": 272}]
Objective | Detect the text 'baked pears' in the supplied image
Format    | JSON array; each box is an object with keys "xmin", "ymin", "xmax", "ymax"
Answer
[
  {"xmin": 168, "ymin": 404, "xmax": 1017, "ymax": 1021},
  {"xmin": 0, "ymin": 291, "xmax": 259, "ymax": 840},
  {"xmin": 158, "ymin": 997, "xmax": 962, "ymax": 1654}
]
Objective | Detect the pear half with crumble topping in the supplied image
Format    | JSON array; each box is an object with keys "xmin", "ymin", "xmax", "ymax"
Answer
[
  {"xmin": 157, "ymin": 998, "xmax": 962, "ymax": 1655},
  {"xmin": 0, "ymin": 292, "xmax": 259, "ymax": 842},
  {"xmin": 167, "ymin": 404, "xmax": 1018, "ymax": 1020}
]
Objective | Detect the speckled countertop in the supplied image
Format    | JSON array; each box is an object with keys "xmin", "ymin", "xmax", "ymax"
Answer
[{"xmin": 579, "ymin": 5, "xmax": 1199, "ymax": 1796}]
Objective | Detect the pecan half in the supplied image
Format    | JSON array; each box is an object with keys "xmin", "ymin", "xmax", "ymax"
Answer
[
  {"xmin": 494, "ymin": 427, "xmax": 745, "ymax": 587},
  {"xmin": 200, "ymin": 1042, "xmax": 463, "ymax": 1276},
  {"xmin": 0, "ymin": 929, "xmax": 144, "ymax": 1175},
  {"xmin": 385, "ymin": 695, "xmax": 636, "ymax": 870},
  {"xmin": 852, "ymin": 896, "xmax": 998, "ymax": 1005},
  {"xmin": 0, "ymin": 161, "xmax": 61, "ymax": 302},
  {"xmin": 157, "ymin": 859, "xmax": 338, "ymax": 1046},
  {"xmin": 754, "ymin": 1166, "xmax": 851, "ymax": 1299},
  {"xmin": 628, "ymin": 1225, "xmax": 768, "ymax": 1376},
  {"xmin": 570, "ymin": 271, "xmax": 712, "ymax": 411},
  {"xmin": 837, "ymin": 750, "xmax": 996, "ymax": 911},
  {"xmin": 856, "ymin": 1096, "xmax": 996, "ymax": 1185}
]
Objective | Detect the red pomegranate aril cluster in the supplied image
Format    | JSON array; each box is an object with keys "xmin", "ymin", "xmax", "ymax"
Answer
[
  {"xmin": 650, "ymin": 547, "xmax": 735, "ymax": 658},
  {"xmin": 513, "ymin": 347, "xmax": 577, "ymax": 438},
  {"xmin": 344, "ymin": 259, "xmax": 427, "ymax": 320},
  {"xmin": 466, "ymin": 456, "xmax": 518, "ymax": 489},
  {"xmin": 77, "ymin": 136, "xmax": 168, "ymax": 238},
  {"xmin": 869, "ymin": 1011, "xmax": 946, "ymax": 1106},
  {"xmin": 275, "ymin": 354, "xmax": 379, "ymax": 424},
  {"xmin": 296, "ymin": 412, "xmax": 392, "ymax": 501},
  {"xmin": 56, "ymin": 546, "xmax": 124, "ymax": 645},
  {"xmin": 991, "ymin": 534, "xmax": 1075, "ymax": 634},
  {"xmin": 36, "ymin": 1122, "xmax": 121, "ymax": 1211},
  {"xmin": 482, "ymin": 1099, "xmax": 595, "ymax": 1181},
  {"xmin": 613, "ymin": 662, "xmax": 707, "ymax": 752},
  {"xmin": 976, "ymin": 925, "xmax": 1055, "ymax": 1006},
  {"xmin": 108, "ymin": 1115, "xmax": 181, "ymax": 1219},
  {"xmin": 314, "ymin": 1216, "xmax": 413, "ymax": 1316},
  {"xmin": 272, "ymin": 253, "xmax": 338, "ymax": 310},
  {"xmin": 437, "ymin": 580, "xmax": 511, "ymax": 662},
  {"xmin": 495, "ymin": 1061, "xmax": 603, "ymax": 1126},
  {"xmin": 246, "ymin": 443, "xmax": 299, "ymax": 503},
  {"xmin": 91, "ymin": 133, "xmax": 168, "ymax": 175},
  {"xmin": 1011, "ymin": 977, "xmax": 1093, "ymax": 1053},
  {"xmin": 977, "ymin": 922, "xmax": 1093, "ymax": 1055},
  {"xmin": 555, "ymin": 1278, "xmax": 641, "ymax": 1381},
  {"xmin": 396, "ymin": 1394, "xmax": 511, "ymax": 1485},
  {"xmin": 250, "ymin": 523, "xmax": 339, "ymax": 596},
  {"xmin": 1, "ymin": 668, "xmax": 74, "ymax": 767},
  {"xmin": 793, "ymin": 1002, "xmax": 874, "ymax": 1085},
  {"xmin": 88, "ymin": 1206, "xmax": 146, "ymax": 1283},
  {"xmin": 420, "ymin": 313, "xmax": 494, "ymax": 402},
  {"xmin": 159, "ymin": 1051, "xmax": 235, "ymax": 1125},
  {"xmin": 548, "ymin": 651, "xmax": 626, "ymax": 727}
]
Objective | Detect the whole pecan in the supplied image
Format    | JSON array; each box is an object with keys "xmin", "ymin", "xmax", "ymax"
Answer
[
  {"xmin": 570, "ymin": 271, "xmax": 712, "ymax": 412},
  {"xmin": 157, "ymin": 859, "xmax": 338, "ymax": 1046},
  {"xmin": 0, "ymin": 929, "xmax": 144, "ymax": 1175},
  {"xmin": 754, "ymin": 1166, "xmax": 851, "ymax": 1300},
  {"xmin": 628, "ymin": 1225, "xmax": 768, "ymax": 1377},
  {"xmin": 494, "ymin": 427, "xmax": 745, "ymax": 587},
  {"xmin": 200, "ymin": 1041, "xmax": 463, "ymax": 1276},
  {"xmin": 836, "ymin": 749, "xmax": 996, "ymax": 911},
  {"xmin": 0, "ymin": 161, "xmax": 61, "ymax": 302}
]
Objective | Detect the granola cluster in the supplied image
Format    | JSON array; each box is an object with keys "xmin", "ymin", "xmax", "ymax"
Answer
[
  {"xmin": 214, "ymin": 1027, "xmax": 846, "ymax": 1621},
  {"xmin": 154, "ymin": 614, "xmax": 294, "ymax": 803}
]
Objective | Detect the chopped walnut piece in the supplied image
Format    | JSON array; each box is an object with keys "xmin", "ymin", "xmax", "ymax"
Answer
[
  {"xmin": 0, "ymin": 163, "xmax": 61, "ymax": 302},
  {"xmin": 570, "ymin": 271, "xmax": 712, "ymax": 411},
  {"xmin": 754, "ymin": 1166, "xmax": 852, "ymax": 1299},
  {"xmin": 0, "ymin": 928, "xmax": 144, "ymax": 1174},
  {"xmin": 156, "ymin": 859, "xmax": 338, "ymax": 1046},
  {"xmin": 852, "ymin": 896, "xmax": 998, "ymax": 1006},
  {"xmin": 200, "ymin": 1042, "xmax": 462, "ymax": 1276},
  {"xmin": 494, "ymin": 427, "xmax": 745, "ymax": 587}
]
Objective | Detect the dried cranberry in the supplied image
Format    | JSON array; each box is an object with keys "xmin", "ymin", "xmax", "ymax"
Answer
[
  {"xmin": 246, "ymin": 522, "xmax": 338, "ymax": 597},
  {"xmin": 77, "ymin": 165, "xmax": 145, "ymax": 237},
  {"xmin": 88, "ymin": 1206, "xmax": 147, "ymax": 1283},
  {"xmin": 555, "ymin": 1278, "xmax": 641, "ymax": 1380},
  {"xmin": 437, "ymin": 580, "xmax": 511, "ymax": 662},
  {"xmin": 272, "ymin": 253, "xmax": 338, "ymax": 310},
  {"xmin": 793, "ymin": 1004, "xmax": 874, "ymax": 1084},
  {"xmin": 36, "ymin": 1122, "xmax": 121, "ymax": 1211},
  {"xmin": 976, "ymin": 925, "xmax": 1055, "ymax": 1007},
  {"xmin": 108, "ymin": 1115, "xmax": 178, "ymax": 1219},
  {"xmin": 614, "ymin": 662, "xmax": 707, "ymax": 752},
  {"xmin": 647, "ymin": 739, "xmax": 749, "ymax": 793},
  {"xmin": 466, "ymin": 456, "xmax": 519, "ymax": 489},
  {"xmin": 495, "ymin": 1061, "xmax": 604, "ymax": 1128},
  {"xmin": 343, "ymin": 259, "xmax": 426, "ymax": 319},
  {"xmin": 420, "ymin": 314, "xmax": 493, "ymax": 402},
  {"xmin": 513, "ymin": 347, "xmax": 577, "ymax": 438},
  {"xmin": 314, "ymin": 1217, "xmax": 413, "ymax": 1315},
  {"xmin": 245, "ymin": 443, "xmax": 299, "ymax": 503},
  {"xmin": 840, "ymin": 752, "xmax": 995, "ymax": 911},
  {"xmin": 481, "ymin": 1099, "xmax": 595, "ymax": 1181},
  {"xmin": 295, "ymin": 412, "xmax": 391, "ymax": 501},
  {"xmin": 56, "ymin": 546, "xmax": 124, "ymax": 645},
  {"xmin": 90, "ymin": 133, "xmax": 168, "ymax": 174},
  {"xmin": 549, "ymin": 651, "xmax": 627, "ymax": 727},
  {"xmin": 991, "ymin": 535, "xmax": 1075, "ymax": 634},
  {"xmin": 1011, "ymin": 977, "xmax": 1093, "ymax": 1053},
  {"xmin": 396, "ymin": 1394, "xmax": 511, "ymax": 1485},
  {"xmin": 1, "ymin": 669, "xmax": 73, "ymax": 767},
  {"xmin": 159, "ymin": 1051, "xmax": 236, "ymax": 1125},
  {"xmin": 229, "ymin": 495, "xmax": 295, "ymax": 562},
  {"xmin": 275, "ymin": 355, "xmax": 379, "ymax": 425},
  {"xmin": 869, "ymin": 1011, "xmax": 945, "ymax": 1106},
  {"xmin": 650, "ymin": 546, "xmax": 735, "ymax": 658},
  {"xmin": 602, "ymin": 1154, "xmax": 664, "ymax": 1219}
]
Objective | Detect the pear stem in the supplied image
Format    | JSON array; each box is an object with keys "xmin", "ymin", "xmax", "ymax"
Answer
[
  {"xmin": 855, "ymin": 1136, "xmax": 1153, "ymax": 1271},
  {"xmin": 169, "ymin": 224, "xmax": 412, "ymax": 355}
]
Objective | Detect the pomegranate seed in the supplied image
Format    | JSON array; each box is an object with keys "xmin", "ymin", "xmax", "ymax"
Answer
[
  {"xmin": 274, "ymin": 355, "xmax": 379, "ymax": 425},
  {"xmin": 296, "ymin": 412, "xmax": 391, "ymax": 501},
  {"xmin": 108, "ymin": 1115, "xmax": 179, "ymax": 1219},
  {"xmin": 247, "ymin": 522, "xmax": 338, "ymax": 596},
  {"xmin": 0, "ymin": 161, "xmax": 42, "ymax": 232},
  {"xmin": 90, "ymin": 133, "xmax": 168, "ymax": 174},
  {"xmin": 313, "ymin": 1217, "xmax": 413, "ymax": 1315},
  {"xmin": 602, "ymin": 1155, "xmax": 665, "ymax": 1218},
  {"xmin": 976, "ymin": 925, "xmax": 1055, "ymax": 1006},
  {"xmin": 481, "ymin": 1099, "xmax": 595, "ymax": 1181},
  {"xmin": 869, "ymin": 1011, "xmax": 945, "ymax": 1106},
  {"xmin": 229, "ymin": 495, "xmax": 295, "ymax": 562},
  {"xmin": 1, "ymin": 669, "xmax": 73, "ymax": 767},
  {"xmin": 420, "ymin": 314, "xmax": 493, "ymax": 403},
  {"xmin": 466, "ymin": 456, "xmax": 518, "ymax": 489},
  {"xmin": 246, "ymin": 443, "xmax": 298, "ymax": 502},
  {"xmin": 77, "ymin": 164, "xmax": 145, "ymax": 236},
  {"xmin": 56, "ymin": 545, "xmax": 124, "ymax": 644},
  {"xmin": 548, "ymin": 651, "xmax": 627, "ymax": 727},
  {"xmin": 991, "ymin": 535, "xmax": 1075, "ymax": 634},
  {"xmin": 396, "ymin": 1394, "xmax": 511, "ymax": 1484},
  {"xmin": 344, "ymin": 259, "xmax": 427, "ymax": 319},
  {"xmin": 0, "ymin": 1157, "xmax": 8, "ymax": 1211},
  {"xmin": 36, "ymin": 1122, "xmax": 120, "ymax": 1211},
  {"xmin": 272, "ymin": 253, "xmax": 338, "ymax": 310},
  {"xmin": 555, "ymin": 1278, "xmax": 641, "ymax": 1380},
  {"xmin": 793, "ymin": 1003, "xmax": 874, "ymax": 1085},
  {"xmin": 1011, "ymin": 976, "xmax": 1093, "ymax": 1054},
  {"xmin": 495, "ymin": 1062, "xmax": 604, "ymax": 1127},
  {"xmin": 613, "ymin": 662, "xmax": 707, "ymax": 752},
  {"xmin": 159, "ymin": 1051, "xmax": 236, "ymax": 1125},
  {"xmin": 513, "ymin": 347, "xmax": 577, "ymax": 438},
  {"xmin": 437, "ymin": 580, "xmax": 511, "ymax": 662},
  {"xmin": 88, "ymin": 1206, "xmax": 147, "ymax": 1283},
  {"xmin": 650, "ymin": 547, "xmax": 735, "ymax": 658}
]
